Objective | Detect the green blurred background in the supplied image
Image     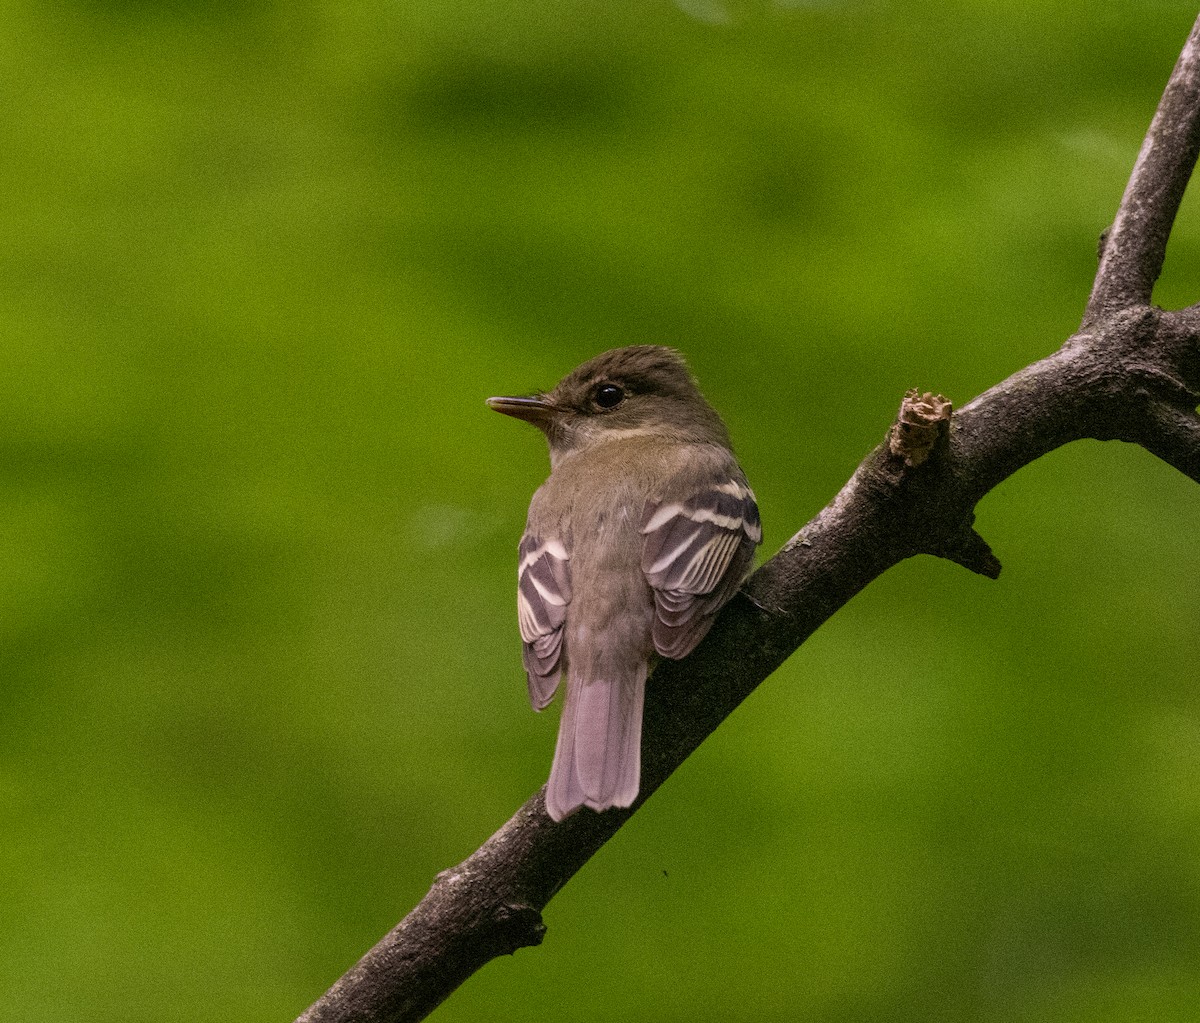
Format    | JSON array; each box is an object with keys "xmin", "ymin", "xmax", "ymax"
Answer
[{"xmin": 3, "ymin": 1, "xmax": 1200, "ymax": 1020}]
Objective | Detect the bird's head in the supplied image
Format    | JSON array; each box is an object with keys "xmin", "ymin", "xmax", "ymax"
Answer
[{"xmin": 487, "ymin": 346, "xmax": 731, "ymax": 463}]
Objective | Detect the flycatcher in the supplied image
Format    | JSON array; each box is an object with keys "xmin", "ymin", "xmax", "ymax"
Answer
[{"xmin": 488, "ymin": 346, "xmax": 761, "ymax": 821}]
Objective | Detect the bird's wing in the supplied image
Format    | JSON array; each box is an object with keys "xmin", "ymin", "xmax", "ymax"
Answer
[
  {"xmin": 517, "ymin": 532, "xmax": 571, "ymax": 709},
  {"xmin": 640, "ymin": 475, "xmax": 761, "ymax": 660}
]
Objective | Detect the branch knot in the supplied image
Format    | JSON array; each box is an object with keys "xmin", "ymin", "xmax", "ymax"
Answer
[
  {"xmin": 888, "ymin": 390, "xmax": 953, "ymax": 467},
  {"xmin": 487, "ymin": 903, "xmax": 546, "ymax": 955}
]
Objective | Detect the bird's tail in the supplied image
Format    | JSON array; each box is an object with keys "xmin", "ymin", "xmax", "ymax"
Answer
[{"xmin": 545, "ymin": 665, "xmax": 646, "ymax": 822}]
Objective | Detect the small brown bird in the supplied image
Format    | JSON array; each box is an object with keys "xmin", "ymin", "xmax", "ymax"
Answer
[{"xmin": 488, "ymin": 346, "xmax": 761, "ymax": 821}]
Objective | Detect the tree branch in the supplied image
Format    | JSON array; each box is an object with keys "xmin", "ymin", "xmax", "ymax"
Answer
[
  {"xmin": 297, "ymin": 15, "xmax": 1200, "ymax": 1023},
  {"xmin": 1086, "ymin": 16, "xmax": 1200, "ymax": 323},
  {"xmin": 1133, "ymin": 400, "xmax": 1200, "ymax": 483}
]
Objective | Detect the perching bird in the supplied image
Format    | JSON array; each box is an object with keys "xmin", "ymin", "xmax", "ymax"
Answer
[{"xmin": 488, "ymin": 346, "xmax": 761, "ymax": 821}]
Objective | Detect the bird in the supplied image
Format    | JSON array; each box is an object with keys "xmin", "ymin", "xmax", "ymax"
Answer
[{"xmin": 487, "ymin": 346, "xmax": 761, "ymax": 821}]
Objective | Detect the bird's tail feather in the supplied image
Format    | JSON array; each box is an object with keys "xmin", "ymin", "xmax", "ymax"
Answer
[{"xmin": 545, "ymin": 666, "xmax": 646, "ymax": 822}]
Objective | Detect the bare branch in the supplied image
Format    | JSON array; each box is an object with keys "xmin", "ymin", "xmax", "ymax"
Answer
[
  {"xmin": 1086, "ymin": 14, "xmax": 1200, "ymax": 323},
  {"xmin": 297, "ymin": 17, "xmax": 1200, "ymax": 1023},
  {"xmin": 1134, "ymin": 403, "xmax": 1200, "ymax": 483},
  {"xmin": 938, "ymin": 526, "xmax": 1002, "ymax": 579}
]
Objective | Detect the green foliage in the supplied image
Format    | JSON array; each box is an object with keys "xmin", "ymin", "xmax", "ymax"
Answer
[{"xmin": 1, "ymin": 2, "xmax": 1198, "ymax": 1021}]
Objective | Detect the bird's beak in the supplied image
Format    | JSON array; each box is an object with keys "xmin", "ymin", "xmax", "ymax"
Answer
[{"xmin": 486, "ymin": 395, "xmax": 558, "ymax": 425}]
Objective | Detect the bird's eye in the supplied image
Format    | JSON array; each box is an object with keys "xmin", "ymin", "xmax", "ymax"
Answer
[{"xmin": 593, "ymin": 383, "xmax": 625, "ymax": 410}]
